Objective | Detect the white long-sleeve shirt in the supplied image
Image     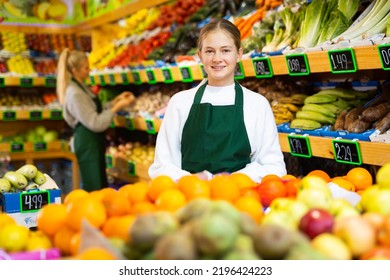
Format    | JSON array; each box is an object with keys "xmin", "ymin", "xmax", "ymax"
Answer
[{"xmin": 148, "ymin": 80, "xmax": 287, "ymax": 183}]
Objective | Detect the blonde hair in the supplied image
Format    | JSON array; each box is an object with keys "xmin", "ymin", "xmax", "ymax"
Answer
[{"xmin": 56, "ymin": 49, "xmax": 88, "ymax": 104}]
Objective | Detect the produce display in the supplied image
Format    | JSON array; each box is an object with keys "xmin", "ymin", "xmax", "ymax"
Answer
[
  {"xmin": 0, "ymin": 125, "xmax": 59, "ymax": 144},
  {"xmin": 0, "ymin": 164, "xmax": 48, "ymax": 193}
]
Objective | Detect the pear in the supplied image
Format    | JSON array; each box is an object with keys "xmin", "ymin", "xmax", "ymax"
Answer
[
  {"xmin": 16, "ymin": 164, "xmax": 38, "ymax": 180},
  {"xmin": 3, "ymin": 171, "xmax": 28, "ymax": 189},
  {"xmin": 0, "ymin": 178, "xmax": 11, "ymax": 193},
  {"xmin": 33, "ymin": 171, "xmax": 46, "ymax": 185}
]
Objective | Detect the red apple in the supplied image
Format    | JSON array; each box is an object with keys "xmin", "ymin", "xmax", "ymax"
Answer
[{"xmin": 299, "ymin": 208, "xmax": 334, "ymax": 239}]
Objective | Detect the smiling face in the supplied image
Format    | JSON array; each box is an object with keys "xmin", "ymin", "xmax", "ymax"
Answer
[{"xmin": 198, "ymin": 30, "xmax": 242, "ymax": 87}]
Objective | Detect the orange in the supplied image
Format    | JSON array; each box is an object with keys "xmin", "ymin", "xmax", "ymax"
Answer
[
  {"xmin": 101, "ymin": 191, "xmax": 131, "ymax": 217},
  {"xmin": 285, "ymin": 178, "xmax": 301, "ymax": 198},
  {"xmin": 240, "ymin": 187, "xmax": 261, "ymax": 201},
  {"xmin": 0, "ymin": 213, "xmax": 16, "ymax": 228},
  {"xmin": 332, "ymin": 176, "xmax": 355, "ymax": 192},
  {"xmin": 307, "ymin": 170, "xmax": 331, "ymax": 183},
  {"xmin": 64, "ymin": 189, "xmax": 89, "ymax": 205},
  {"xmin": 257, "ymin": 179, "xmax": 287, "ymax": 207},
  {"xmin": 234, "ymin": 196, "xmax": 264, "ymax": 223},
  {"xmin": 281, "ymin": 174, "xmax": 297, "ymax": 181},
  {"xmin": 177, "ymin": 175, "xmax": 210, "ymax": 201},
  {"xmin": 147, "ymin": 175, "xmax": 176, "ymax": 202},
  {"xmin": 118, "ymin": 182, "xmax": 149, "ymax": 204},
  {"xmin": 66, "ymin": 196, "xmax": 107, "ymax": 231},
  {"xmin": 89, "ymin": 187, "xmax": 117, "ymax": 202},
  {"xmin": 155, "ymin": 189, "xmax": 187, "ymax": 212},
  {"xmin": 261, "ymin": 174, "xmax": 282, "ymax": 183},
  {"xmin": 102, "ymin": 215, "xmax": 135, "ymax": 242},
  {"xmin": 69, "ymin": 232, "xmax": 81, "ymax": 256},
  {"xmin": 209, "ymin": 174, "xmax": 241, "ymax": 203},
  {"xmin": 130, "ymin": 201, "xmax": 156, "ymax": 215},
  {"xmin": 346, "ymin": 167, "xmax": 373, "ymax": 191},
  {"xmin": 230, "ymin": 173, "xmax": 256, "ymax": 189},
  {"xmin": 77, "ymin": 247, "xmax": 117, "ymax": 260},
  {"xmin": 53, "ymin": 225, "xmax": 75, "ymax": 256},
  {"xmin": 36, "ymin": 203, "xmax": 68, "ymax": 237}
]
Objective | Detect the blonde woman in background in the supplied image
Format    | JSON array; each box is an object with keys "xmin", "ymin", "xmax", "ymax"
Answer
[{"xmin": 57, "ymin": 49, "xmax": 135, "ymax": 191}]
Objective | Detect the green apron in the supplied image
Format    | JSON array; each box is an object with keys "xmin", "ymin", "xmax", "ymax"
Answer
[
  {"xmin": 181, "ymin": 81, "xmax": 251, "ymax": 174},
  {"xmin": 73, "ymin": 79, "xmax": 108, "ymax": 191}
]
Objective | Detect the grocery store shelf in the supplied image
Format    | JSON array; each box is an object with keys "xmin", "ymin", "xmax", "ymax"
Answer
[
  {"xmin": 0, "ymin": 109, "xmax": 62, "ymax": 121},
  {"xmin": 0, "ymin": 76, "xmax": 56, "ymax": 87},
  {"xmin": 278, "ymin": 133, "xmax": 390, "ymax": 166},
  {"xmin": 114, "ymin": 115, "xmax": 162, "ymax": 133},
  {"xmin": 107, "ymin": 156, "xmax": 150, "ymax": 183}
]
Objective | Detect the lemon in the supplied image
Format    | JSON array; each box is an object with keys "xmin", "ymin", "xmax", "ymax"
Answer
[
  {"xmin": 0, "ymin": 224, "xmax": 29, "ymax": 252},
  {"xmin": 376, "ymin": 163, "xmax": 390, "ymax": 189}
]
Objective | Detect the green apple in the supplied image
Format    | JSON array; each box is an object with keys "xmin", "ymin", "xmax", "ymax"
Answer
[
  {"xmin": 360, "ymin": 185, "xmax": 380, "ymax": 211},
  {"xmin": 365, "ymin": 189, "xmax": 390, "ymax": 214},
  {"xmin": 42, "ymin": 130, "xmax": 58, "ymax": 142},
  {"xmin": 284, "ymin": 200, "xmax": 309, "ymax": 223},
  {"xmin": 297, "ymin": 188, "xmax": 332, "ymax": 210},
  {"xmin": 311, "ymin": 233, "xmax": 352, "ymax": 260},
  {"xmin": 261, "ymin": 210, "xmax": 297, "ymax": 230},
  {"xmin": 334, "ymin": 206, "xmax": 360, "ymax": 221},
  {"xmin": 299, "ymin": 175, "xmax": 331, "ymax": 196},
  {"xmin": 376, "ymin": 163, "xmax": 390, "ymax": 189},
  {"xmin": 329, "ymin": 198, "xmax": 353, "ymax": 216},
  {"xmin": 269, "ymin": 197, "xmax": 294, "ymax": 212}
]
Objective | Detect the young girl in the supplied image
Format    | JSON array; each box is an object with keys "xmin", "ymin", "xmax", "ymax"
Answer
[
  {"xmin": 57, "ymin": 49, "xmax": 135, "ymax": 191},
  {"xmin": 149, "ymin": 18, "xmax": 286, "ymax": 182}
]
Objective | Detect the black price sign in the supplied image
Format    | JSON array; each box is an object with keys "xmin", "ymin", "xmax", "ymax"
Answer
[
  {"xmin": 50, "ymin": 109, "xmax": 63, "ymax": 120},
  {"xmin": 3, "ymin": 111, "xmax": 16, "ymax": 121},
  {"xmin": 20, "ymin": 77, "xmax": 33, "ymax": 87},
  {"xmin": 0, "ymin": 77, "xmax": 4, "ymax": 87},
  {"xmin": 132, "ymin": 71, "xmax": 142, "ymax": 85},
  {"xmin": 234, "ymin": 62, "xmax": 245, "ymax": 79},
  {"xmin": 108, "ymin": 74, "xmax": 116, "ymax": 85},
  {"xmin": 10, "ymin": 142, "xmax": 24, "ymax": 153},
  {"xmin": 89, "ymin": 76, "xmax": 96, "ymax": 85},
  {"xmin": 125, "ymin": 117, "xmax": 135, "ymax": 130},
  {"xmin": 146, "ymin": 69, "xmax": 157, "ymax": 84},
  {"xmin": 180, "ymin": 66, "xmax": 193, "ymax": 82},
  {"xmin": 145, "ymin": 119, "xmax": 156, "ymax": 134},
  {"xmin": 20, "ymin": 191, "xmax": 50, "ymax": 213},
  {"xmin": 34, "ymin": 141, "xmax": 47, "ymax": 152},
  {"xmin": 127, "ymin": 161, "xmax": 136, "ymax": 176},
  {"xmin": 286, "ymin": 54, "xmax": 310, "ymax": 76},
  {"xmin": 105, "ymin": 154, "xmax": 113, "ymax": 168},
  {"xmin": 328, "ymin": 48, "xmax": 357, "ymax": 73},
  {"xmin": 287, "ymin": 134, "xmax": 312, "ymax": 158},
  {"xmin": 162, "ymin": 68, "xmax": 174, "ymax": 83},
  {"xmin": 253, "ymin": 57, "xmax": 273, "ymax": 78},
  {"xmin": 378, "ymin": 44, "xmax": 390, "ymax": 70},
  {"xmin": 44, "ymin": 76, "xmax": 56, "ymax": 87},
  {"xmin": 200, "ymin": 64, "xmax": 208, "ymax": 78},
  {"xmin": 121, "ymin": 72, "xmax": 129, "ymax": 85},
  {"xmin": 29, "ymin": 110, "xmax": 42, "ymax": 121},
  {"xmin": 99, "ymin": 75, "xmax": 106, "ymax": 86},
  {"xmin": 332, "ymin": 139, "xmax": 362, "ymax": 165}
]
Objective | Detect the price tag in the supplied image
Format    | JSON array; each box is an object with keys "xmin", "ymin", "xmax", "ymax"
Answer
[
  {"xmin": 234, "ymin": 62, "xmax": 245, "ymax": 79},
  {"xmin": 162, "ymin": 68, "xmax": 174, "ymax": 83},
  {"xmin": 105, "ymin": 154, "xmax": 113, "ymax": 168},
  {"xmin": 2, "ymin": 111, "xmax": 16, "ymax": 121},
  {"xmin": 34, "ymin": 141, "xmax": 47, "ymax": 152},
  {"xmin": 44, "ymin": 76, "xmax": 56, "ymax": 87},
  {"xmin": 328, "ymin": 48, "xmax": 357, "ymax": 73},
  {"xmin": 199, "ymin": 64, "xmax": 208, "ymax": 78},
  {"xmin": 50, "ymin": 109, "xmax": 63, "ymax": 120},
  {"xmin": 20, "ymin": 77, "xmax": 33, "ymax": 87},
  {"xmin": 20, "ymin": 191, "xmax": 50, "ymax": 213},
  {"xmin": 179, "ymin": 66, "xmax": 193, "ymax": 82},
  {"xmin": 125, "ymin": 117, "xmax": 135, "ymax": 130},
  {"xmin": 378, "ymin": 44, "xmax": 390, "ymax": 70},
  {"xmin": 99, "ymin": 75, "xmax": 106, "ymax": 86},
  {"xmin": 0, "ymin": 77, "xmax": 4, "ymax": 87},
  {"xmin": 29, "ymin": 110, "xmax": 43, "ymax": 121},
  {"xmin": 10, "ymin": 142, "xmax": 24, "ymax": 153},
  {"xmin": 146, "ymin": 69, "xmax": 157, "ymax": 84},
  {"xmin": 108, "ymin": 74, "xmax": 116, "ymax": 85},
  {"xmin": 132, "ymin": 70, "xmax": 142, "ymax": 85},
  {"xmin": 89, "ymin": 76, "xmax": 96, "ymax": 85},
  {"xmin": 287, "ymin": 134, "xmax": 312, "ymax": 158},
  {"xmin": 252, "ymin": 57, "xmax": 273, "ymax": 78},
  {"xmin": 121, "ymin": 72, "xmax": 129, "ymax": 85},
  {"xmin": 127, "ymin": 161, "xmax": 136, "ymax": 176},
  {"xmin": 332, "ymin": 139, "xmax": 362, "ymax": 165},
  {"xmin": 145, "ymin": 119, "xmax": 156, "ymax": 134},
  {"xmin": 286, "ymin": 54, "xmax": 310, "ymax": 76}
]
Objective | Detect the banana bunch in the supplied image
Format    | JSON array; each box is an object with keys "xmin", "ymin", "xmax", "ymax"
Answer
[
  {"xmin": 0, "ymin": 164, "xmax": 47, "ymax": 193},
  {"xmin": 290, "ymin": 88, "xmax": 360, "ymax": 130},
  {"xmin": 272, "ymin": 94, "xmax": 308, "ymax": 124}
]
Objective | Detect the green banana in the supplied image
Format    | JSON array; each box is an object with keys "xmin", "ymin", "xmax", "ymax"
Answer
[
  {"xmin": 302, "ymin": 104, "xmax": 336, "ymax": 118},
  {"xmin": 304, "ymin": 94, "xmax": 337, "ymax": 104},
  {"xmin": 290, "ymin": 119, "xmax": 322, "ymax": 130},
  {"xmin": 296, "ymin": 111, "xmax": 336, "ymax": 124},
  {"xmin": 330, "ymin": 98, "xmax": 350, "ymax": 110},
  {"xmin": 315, "ymin": 89, "xmax": 357, "ymax": 100},
  {"xmin": 16, "ymin": 164, "xmax": 38, "ymax": 180},
  {"xmin": 321, "ymin": 103, "xmax": 345, "ymax": 115},
  {"xmin": 33, "ymin": 171, "xmax": 46, "ymax": 185}
]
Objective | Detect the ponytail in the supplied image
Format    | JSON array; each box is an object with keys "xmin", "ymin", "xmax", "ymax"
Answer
[{"xmin": 56, "ymin": 48, "xmax": 70, "ymax": 105}]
